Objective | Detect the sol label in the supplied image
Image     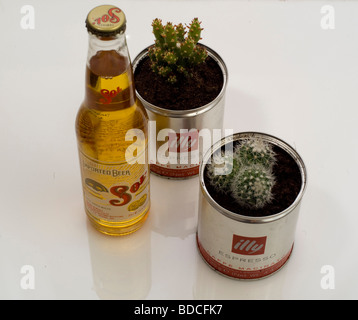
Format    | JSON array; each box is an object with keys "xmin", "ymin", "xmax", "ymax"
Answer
[
  {"xmin": 79, "ymin": 151, "xmax": 149, "ymax": 222},
  {"xmin": 109, "ymin": 173, "xmax": 147, "ymax": 206},
  {"xmin": 92, "ymin": 7, "xmax": 122, "ymax": 26}
]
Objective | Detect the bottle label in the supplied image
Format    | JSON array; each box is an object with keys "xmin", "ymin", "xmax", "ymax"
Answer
[{"xmin": 79, "ymin": 151, "xmax": 149, "ymax": 223}]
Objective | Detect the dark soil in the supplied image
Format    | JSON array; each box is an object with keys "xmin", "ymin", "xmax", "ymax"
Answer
[
  {"xmin": 133, "ymin": 54, "xmax": 224, "ymax": 111},
  {"xmin": 204, "ymin": 143, "xmax": 303, "ymax": 217}
]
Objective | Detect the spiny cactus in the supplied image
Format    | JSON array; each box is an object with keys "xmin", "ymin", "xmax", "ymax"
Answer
[
  {"xmin": 230, "ymin": 165, "xmax": 275, "ymax": 209},
  {"xmin": 206, "ymin": 151, "xmax": 239, "ymax": 194},
  {"xmin": 148, "ymin": 18, "xmax": 208, "ymax": 84},
  {"xmin": 206, "ymin": 138, "xmax": 277, "ymax": 209},
  {"xmin": 237, "ymin": 138, "xmax": 276, "ymax": 168}
]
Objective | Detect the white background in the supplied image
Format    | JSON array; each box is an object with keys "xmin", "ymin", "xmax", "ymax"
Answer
[{"xmin": 1, "ymin": 0, "xmax": 357, "ymax": 299}]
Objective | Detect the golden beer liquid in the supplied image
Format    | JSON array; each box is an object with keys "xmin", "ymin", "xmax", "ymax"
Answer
[{"xmin": 76, "ymin": 50, "xmax": 150, "ymax": 235}]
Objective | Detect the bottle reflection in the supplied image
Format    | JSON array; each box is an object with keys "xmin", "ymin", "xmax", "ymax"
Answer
[
  {"xmin": 87, "ymin": 218, "xmax": 152, "ymax": 300},
  {"xmin": 150, "ymin": 174, "xmax": 199, "ymax": 238}
]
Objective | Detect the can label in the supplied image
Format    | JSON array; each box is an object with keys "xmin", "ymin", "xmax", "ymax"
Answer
[
  {"xmin": 152, "ymin": 130, "xmax": 200, "ymax": 178},
  {"xmin": 197, "ymin": 235, "xmax": 293, "ymax": 280},
  {"xmin": 231, "ymin": 235, "xmax": 267, "ymax": 255},
  {"xmin": 79, "ymin": 151, "xmax": 149, "ymax": 222}
]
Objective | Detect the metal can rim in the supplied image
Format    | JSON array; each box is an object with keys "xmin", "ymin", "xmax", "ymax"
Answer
[
  {"xmin": 132, "ymin": 44, "xmax": 228, "ymax": 118},
  {"xmin": 199, "ymin": 132, "xmax": 307, "ymax": 224}
]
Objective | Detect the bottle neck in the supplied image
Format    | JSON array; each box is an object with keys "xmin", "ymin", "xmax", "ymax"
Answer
[
  {"xmin": 87, "ymin": 32, "xmax": 130, "ymax": 76},
  {"xmin": 85, "ymin": 32, "xmax": 135, "ymax": 110}
]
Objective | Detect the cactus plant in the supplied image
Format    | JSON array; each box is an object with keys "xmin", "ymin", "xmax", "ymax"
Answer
[
  {"xmin": 236, "ymin": 138, "xmax": 276, "ymax": 168},
  {"xmin": 148, "ymin": 18, "xmax": 208, "ymax": 84},
  {"xmin": 206, "ymin": 138, "xmax": 277, "ymax": 209},
  {"xmin": 230, "ymin": 165, "xmax": 275, "ymax": 209},
  {"xmin": 206, "ymin": 150, "xmax": 239, "ymax": 194}
]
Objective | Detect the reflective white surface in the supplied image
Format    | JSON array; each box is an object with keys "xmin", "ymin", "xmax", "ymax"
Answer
[{"xmin": 1, "ymin": 0, "xmax": 357, "ymax": 299}]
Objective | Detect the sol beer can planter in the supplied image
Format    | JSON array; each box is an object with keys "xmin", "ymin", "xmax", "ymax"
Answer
[
  {"xmin": 133, "ymin": 45, "xmax": 228, "ymax": 179},
  {"xmin": 196, "ymin": 132, "xmax": 307, "ymax": 280}
]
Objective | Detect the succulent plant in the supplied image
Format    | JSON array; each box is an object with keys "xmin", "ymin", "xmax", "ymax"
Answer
[
  {"xmin": 148, "ymin": 18, "xmax": 208, "ymax": 84},
  {"xmin": 206, "ymin": 138, "xmax": 277, "ymax": 209},
  {"xmin": 230, "ymin": 165, "xmax": 275, "ymax": 209}
]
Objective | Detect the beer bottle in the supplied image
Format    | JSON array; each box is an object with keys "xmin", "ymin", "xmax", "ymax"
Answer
[{"xmin": 76, "ymin": 5, "xmax": 150, "ymax": 236}]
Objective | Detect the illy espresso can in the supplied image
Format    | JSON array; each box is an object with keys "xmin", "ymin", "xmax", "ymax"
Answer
[{"xmin": 196, "ymin": 132, "xmax": 307, "ymax": 280}]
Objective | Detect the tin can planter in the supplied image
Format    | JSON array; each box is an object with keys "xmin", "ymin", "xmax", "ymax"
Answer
[
  {"xmin": 133, "ymin": 45, "xmax": 228, "ymax": 179},
  {"xmin": 196, "ymin": 132, "xmax": 307, "ymax": 280}
]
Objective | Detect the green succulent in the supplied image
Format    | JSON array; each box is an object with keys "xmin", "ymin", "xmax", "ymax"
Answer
[{"xmin": 149, "ymin": 18, "xmax": 208, "ymax": 84}]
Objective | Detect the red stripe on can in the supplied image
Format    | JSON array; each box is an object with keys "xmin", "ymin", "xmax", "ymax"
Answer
[{"xmin": 151, "ymin": 164, "xmax": 199, "ymax": 178}]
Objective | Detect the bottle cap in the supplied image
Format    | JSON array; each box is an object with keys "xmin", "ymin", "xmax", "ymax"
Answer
[{"xmin": 86, "ymin": 5, "xmax": 126, "ymax": 36}]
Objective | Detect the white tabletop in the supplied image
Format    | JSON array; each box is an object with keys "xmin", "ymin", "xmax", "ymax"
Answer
[{"xmin": 1, "ymin": 0, "xmax": 357, "ymax": 300}]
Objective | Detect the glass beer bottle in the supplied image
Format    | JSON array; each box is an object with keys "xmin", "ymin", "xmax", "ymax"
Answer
[{"xmin": 76, "ymin": 5, "xmax": 150, "ymax": 236}]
